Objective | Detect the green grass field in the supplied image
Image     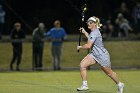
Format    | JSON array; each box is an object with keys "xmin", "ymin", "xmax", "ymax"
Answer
[
  {"xmin": 0, "ymin": 70, "xmax": 140, "ymax": 93},
  {"xmin": 0, "ymin": 41, "xmax": 140, "ymax": 70}
]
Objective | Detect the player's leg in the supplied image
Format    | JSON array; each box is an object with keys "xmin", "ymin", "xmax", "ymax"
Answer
[
  {"xmin": 77, "ymin": 54, "xmax": 96, "ymax": 91},
  {"xmin": 80, "ymin": 55, "xmax": 96, "ymax": 81},
  {"xmin": 101, "ymin": 67, "xmax": 124, "ymax": 93}
]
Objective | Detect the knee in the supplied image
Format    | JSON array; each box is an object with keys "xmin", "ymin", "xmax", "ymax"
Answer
[{"xmin": 80, "ymin": 62, "xmax": 87, "ymax": 70}]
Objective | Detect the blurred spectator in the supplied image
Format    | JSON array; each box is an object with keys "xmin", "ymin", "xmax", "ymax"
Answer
[
  {"xmin": 102, "ymin": 15, "xmax": 117, "ymax": 39},
  {"xmin": 132, "ymin": 1, "xmax": 140, "ymax": 34},
  {"xmin": 46, "ymin": 20, "xmax": 67, "ymax": 70},
  {"xmin": 0, "ymin": 4, "xmax": 5, "ymax": 39},
  {"xmin": 32, "ymin": 23, "xmax": 45, "ymax": 71},
  {"xmin": 115, "ymin": 13, "xmax": 133, "ymax": 38},
  {"xmin": 10, "ymin": 22, "xmax": 26, "ymax": 71},
  {"xmin": 115, "ymin": 2, "xmax": 132, "ymax": 21}
]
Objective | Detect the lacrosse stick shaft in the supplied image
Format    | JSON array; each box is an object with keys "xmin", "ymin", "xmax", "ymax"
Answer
[{"xmin": 77, "ymin": 4, "xmax": 86, "ymax": 52}]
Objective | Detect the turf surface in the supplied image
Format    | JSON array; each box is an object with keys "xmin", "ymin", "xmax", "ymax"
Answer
[
  {"xmin": 0, "ymin": 70, "xmax": 140, "ymax": 93},
  {"xmin": 0, "ymin": 41, "xmax": 140, "ymax": 70}
]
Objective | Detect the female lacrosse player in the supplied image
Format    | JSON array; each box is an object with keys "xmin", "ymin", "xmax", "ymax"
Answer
[{"xmin": 77, "ymin": 16, "xmax": 124, "ymax": 93}]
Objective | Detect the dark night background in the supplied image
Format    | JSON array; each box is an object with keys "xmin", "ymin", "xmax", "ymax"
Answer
[{"xmin": 0, "ymin": 0, "xmax": 137, "ymax": 34}]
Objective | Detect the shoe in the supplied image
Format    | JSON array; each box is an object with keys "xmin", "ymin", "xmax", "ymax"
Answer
[
  {"xmin": 117, "ymin": 82, "xmax": 124, "ymax": 93},
  {"xmin": 57, "ymin": 67, "xmax": 61, "ymax": 70},
  {"xmin": 10, "ymin": 65, "xmax": 13, "ymax": 71},
  {"xmin": 16, "ymin": 67, "xmax": 20, "ymax": 71},
  {"xmin": 77, "ymin": 85, "xmax": 89, "ymax": 91}
]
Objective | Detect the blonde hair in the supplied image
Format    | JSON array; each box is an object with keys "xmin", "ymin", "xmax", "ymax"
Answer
[
  {"xmin": 88, "ymin": 16, "xmax": 102, "ymax": 29},
  {"xmin": 93, "ymin": 16, "xmax": 102, "ymax": 29}
]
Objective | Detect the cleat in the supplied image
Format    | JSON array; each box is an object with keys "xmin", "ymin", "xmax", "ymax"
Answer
[
  {"xmin": 117, "ymin": 82, "xmax": 124, "ymax": 93},
  {"xmin": 77, "ymin": 85, "xmax": 89, "ymax": 91}
]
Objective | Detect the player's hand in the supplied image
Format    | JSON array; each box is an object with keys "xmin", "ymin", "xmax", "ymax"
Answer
[
  {"xmin": 77, "ymin": 46, "xmax": 82, "ymax": 50},
  {"xmin": 79, "ymin": 27, "xmax": 86, "ymax": 34}
]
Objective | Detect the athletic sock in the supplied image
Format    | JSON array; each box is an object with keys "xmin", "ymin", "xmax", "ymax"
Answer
[
  {"xmin": 82, "ymin": 80, "xmax": 87, "ymax": 86},
  {"xmin": 117, "ymin": 82, "xmax": 122, "ymax": 86}
]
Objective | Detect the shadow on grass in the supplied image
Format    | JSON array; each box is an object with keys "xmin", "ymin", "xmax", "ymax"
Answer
[
  {"xmin": 8, "ymin": 80, "xmax": 111, "ymax": 93},
  {"xmin": 77, "ymin": 90, "xmax": 110, "ymax": 93},
  {"xmin": 42, "ymin": 85, "xmax": 112, "ymax": 93}
]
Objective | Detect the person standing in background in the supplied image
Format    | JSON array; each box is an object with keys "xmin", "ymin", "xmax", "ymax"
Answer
[
  {"xmin": 46, "ymin": 20, "xmax": 67, "ymax": 70},
  {"xmin": 115, "ymin": 13, "xmax": 133, "ymax": 38},
  {"xmin": 10, "ymin": 22, "xmax": 25, "ymax": 71},
  {"xmin": 0, "ymin": 4, "xmax": 6, "ymax": 39},
  {"xmin": 132, "ymin": 1, "xmax": 140, "ymax": 34},
  {"xmin": 32, "ymin": 23, "xmax": 45, "ymax": 71}
]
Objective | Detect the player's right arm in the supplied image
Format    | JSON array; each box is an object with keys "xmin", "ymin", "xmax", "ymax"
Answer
[{"xmin": 79, "ymin": 27, "xmax": 89, "ymax": 38}]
